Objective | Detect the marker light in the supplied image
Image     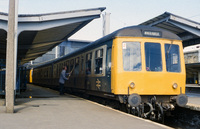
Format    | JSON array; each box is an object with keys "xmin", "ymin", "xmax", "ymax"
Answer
[
  {"xmin": 130, "ymin": 82, "xmax": 135, "ymax": 89},
  {"xmin": 172, "ymin": 83, "xmax": 178, "ymax": 89}
]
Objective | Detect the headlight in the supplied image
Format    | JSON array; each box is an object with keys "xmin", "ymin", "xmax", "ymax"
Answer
[
  {"xmin": 172, "ymin": 83, "xmax": 178, "ymax": 89},
  {"xmin": 130, "ymin": 82, "xmax": 135, "ymax": 89}
]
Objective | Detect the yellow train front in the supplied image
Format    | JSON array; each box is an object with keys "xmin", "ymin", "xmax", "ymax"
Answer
[{"xmin": 111, "ymin": 26, "xmax": 187, "ymax": 120}]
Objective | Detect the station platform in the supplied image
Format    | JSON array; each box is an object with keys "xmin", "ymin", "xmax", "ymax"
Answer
[
  {"xmin": 185, "ymin": 84, "xmax": 200, "ymax": 111},
  {"xmin": 0, "ymin": 84, "xmax": 170, "ymax": 129},
  {"xmin": 186, "ymin": 84, "xmax": 200, "ymax": 88}
]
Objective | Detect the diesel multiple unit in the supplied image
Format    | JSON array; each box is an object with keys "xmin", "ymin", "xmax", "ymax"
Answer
[{"xmin": 31, "ymin": 25, "xmax": 188, "ymax": 121}]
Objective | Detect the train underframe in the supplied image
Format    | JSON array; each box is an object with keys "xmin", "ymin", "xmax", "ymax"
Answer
[
  {"xmin": 65, "ymin": 87, "xmax": 187, "ymax": 122},
  {"xmin": 118, "ymin": 94, "xmax": 188, "ymax": 122}
]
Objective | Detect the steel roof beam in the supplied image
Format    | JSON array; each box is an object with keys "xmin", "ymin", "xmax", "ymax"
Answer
[
  {"xmin": 145, "ymin": 17, "xmax": 170, "ymax": 27},
  {"xmin": 168, "ymin": 21, "xmax": 200, "ymax": 37},
  {"xmin": 22, "ymin": 51, "xmax": 49, "ymax": 58},
  {"xmin": 18, "ymin": 40, "xmax": 64, "ymax": 49},
  {"xmin": 17, "ymin": 16, "xmax": 98, "ymax": 33},
  {"xmin": 169, "ymin": 15, "xmax": 200, "ymax": 29}
]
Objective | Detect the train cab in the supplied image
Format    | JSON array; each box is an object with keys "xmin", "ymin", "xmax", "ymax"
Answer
[{"xmin": 110, "ymin": 27, "xmax": 187, "ymax": 109}]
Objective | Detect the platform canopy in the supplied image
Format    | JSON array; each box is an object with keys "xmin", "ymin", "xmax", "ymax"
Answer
[
  {"xmin": 0, "ymin": 7, "xmax": 105, "ymax": 64},
  {"xmin": 140, "ymin": 12, "xmax": 200, "ymax": 48}
]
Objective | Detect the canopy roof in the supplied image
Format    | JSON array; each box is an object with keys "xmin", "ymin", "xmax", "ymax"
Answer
[
  {"xmin": 140, "ymin": 12, "xmax": 200, "ymax": 47},
  {"xmin": 0, "ymin": 7, "xmax": 105, "ymax": 64}
]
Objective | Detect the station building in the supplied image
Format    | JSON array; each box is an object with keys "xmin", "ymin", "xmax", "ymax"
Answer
[{"xmin": 31, "ymin": 40, "xmax": 90, "ymax": 64}]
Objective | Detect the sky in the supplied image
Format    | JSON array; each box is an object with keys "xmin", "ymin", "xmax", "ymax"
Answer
[{"xmin": 0, "ymin": 0, "xmax": 200, "ymax": 41}]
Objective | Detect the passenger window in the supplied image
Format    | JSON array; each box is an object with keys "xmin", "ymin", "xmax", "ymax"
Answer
[
  {"xmin": 75, "ymin": 57, "xmax": 79, "ymax": 75},
  {"xmin": 70, "ymin": 60, "xmax": 74, "ymax": 74},
  {"xmin": 122, "ymin": 42, "xmax": 141, "ymax": 71},
  {"xmin": 49, "ymin": 67, "xmax": 51, "ymax": 78},
  {"xmin": 66, "ymin": 61, "xmax": 69, "ymax": 73},
  {"xmin": 60, "ymin": 63, "xmax": 62, "ymax": 72},
  {"xmin": 46, "ymin": 70, "xmax": 48, "ymax": 78},
  {"xmin": 81, "ymin": 56, "xmax": 84, "ymax": 72},
  {"xmin": 145, "ymin": 42, "xmax": 162, "ymax": 72},
  {"xmin": 86, "ymin": 53, "xmax": 92, "ymax": 75},
  {"xmin": 53, "ymin": 64, "xmax": 56, "ymax": 78},
  {"xmin": 57, "ymin": 64, "xmax": 59, "ymax": 77},
  {"xmin": 95, "ymin": 49, "xmax": 103, "ymax": 74}
]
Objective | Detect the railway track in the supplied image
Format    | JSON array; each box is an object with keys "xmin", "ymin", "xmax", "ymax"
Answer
[{"xmin": 164, "ymin": 106, "xmax": 200, "ymax": 129}]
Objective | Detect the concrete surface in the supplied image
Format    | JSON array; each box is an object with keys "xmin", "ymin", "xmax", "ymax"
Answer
[
  {"xmin": 186, "ymin": 84, "xmax": 200, "ymax": 87},
  {"xmin": 0, "ymin": 84, "xmax": 170, "ymax": 129},
  {"xmin": 0, "ymin": 99, "xmax": 5, "ymax": 106},
  {"xmin": 185, "ymin": 93, "xmax": 200, "ymax": 111},
  {"xmin": 185, "ymin": 85, "xmax": 200, "ymax": 111}
]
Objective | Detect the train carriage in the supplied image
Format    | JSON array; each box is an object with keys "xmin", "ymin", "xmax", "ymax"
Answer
[{"xmin": 32, "ymin": 25, "xmax": 188, "ymax": 121}]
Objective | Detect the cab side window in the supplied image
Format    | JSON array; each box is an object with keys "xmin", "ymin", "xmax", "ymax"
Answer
[
  {"xmin": 107, "ymin": 48, "xmax": 111, "ymax": 72},
  {"xmin": 95, "ymin": 49, "xmax": 103, "ymax": 74}
]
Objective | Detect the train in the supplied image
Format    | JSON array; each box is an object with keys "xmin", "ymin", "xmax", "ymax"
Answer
[
  {"xmin": 183, "ymin": 44, "xmax": 200, "ymax": 84},
  {"xmin": 30, "ymin": 25, "xmax": 188, "ymax": 121},
  {"xmin": 0, "ymin": 63, "xmax": 27, "ymax": 95}
]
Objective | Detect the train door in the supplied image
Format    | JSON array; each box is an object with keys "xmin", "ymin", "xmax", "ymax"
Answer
[
  {"xmin": 93, "ymin": 45, "xmax": 108, "ymax": 93},
  {"xmin": 85, "ymin": 52, "xmax": 92, "ymax": 90}
]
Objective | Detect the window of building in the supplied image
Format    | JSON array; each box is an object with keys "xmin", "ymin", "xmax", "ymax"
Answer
[
  {"xmin": 122, "ymin": 42, "xmax": 141, "ymax": 71},
  {"xmin": 145, "ymin": 42, "xmax": 162, "ymax": 72}
]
